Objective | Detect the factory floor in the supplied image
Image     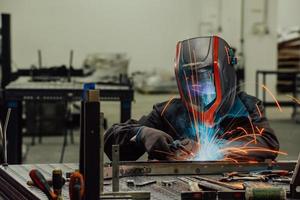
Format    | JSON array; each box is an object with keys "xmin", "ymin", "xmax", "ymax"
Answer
[{"xmin": 23, "ymin": 93, "xmax": 300, "ymax": 164}]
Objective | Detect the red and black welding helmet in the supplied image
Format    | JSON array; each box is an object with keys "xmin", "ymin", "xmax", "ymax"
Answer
[{"xmin": 174, "ymin": 36, "xmax": 237, "ymax": 126}]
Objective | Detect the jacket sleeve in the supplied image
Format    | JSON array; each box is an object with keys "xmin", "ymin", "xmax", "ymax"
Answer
[
  {"xmin": 104, "ymin": 103, "xmax": 165, "ymax": 161},
  {"xmin": 224, "ymin": 92, "xmax": 280, "ymax": 161}
]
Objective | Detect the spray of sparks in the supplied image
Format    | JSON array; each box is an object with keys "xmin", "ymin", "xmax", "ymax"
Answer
[{"xmin": 160, "ymin": 82, "xmax": 288, "ymax": 162}]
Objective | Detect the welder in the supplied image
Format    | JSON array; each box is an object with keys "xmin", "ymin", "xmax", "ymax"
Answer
[{"xmin": 104, "ymin": 36, "xmax": 279, "ymax": 162}]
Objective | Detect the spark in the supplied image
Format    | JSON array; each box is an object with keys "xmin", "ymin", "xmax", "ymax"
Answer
[
  {"xmin": 248, "ymin": 115, "xmax": 257, "ymax": 144},
  {"xmin": 261, "ymin": 84, "xmax": 283, "ymax": 112},
  {"xmin": 160, "ymin": 96, "xmax": 175, "ymax": 116},
  {"xmin": 243, "ymin": 139, "xmax": 255, "ymax": 147},
  {"xmin": 164, "ymin": 118, "xmax": 180, "ymax": 137},
  {"xmin": 219, "ymin": 147, "xmax": 248, "ymax": 154},
  {"xmin": 248, "ymin": 160, "xmax": 258, "ymax": 164},
  {"xmin": 221, "ymin": 128, "xmax": 237, "ymax": 138},
  {"xmin": 240, "ymin": 147, "xmax": 288, "ymax": 156},
  {"xmin": 286, "ymin": 95, "xmax": 300, "ymax": 105},
  {"xmin": 222, "ymin": 157, "xmax": 239, "ymax": 163},
  {"xmin": 225, "ymin": 134, "xmax": 260, "ymax": 145},
  {"xmin": 255, "ymin": 103, "xmax": 263, "ymax": 117},
  {"xmin": 255, "ymin": 127, "xmax": 264, "ymax": 135},
  {"xmin": 236, "ymin": 127, "xmax": 249, "ymax": 135}
]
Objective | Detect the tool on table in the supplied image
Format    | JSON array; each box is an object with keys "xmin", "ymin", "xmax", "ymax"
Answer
[
  {"xmin": 220, "ymin": 176, "xmax": 266, "ymax": 182},
  {"xmin": 69, "ymin": 171, "xmax": 84, "ymax": 200},
  {"xmin": 29, "ymin": 169, "xmax": 57, "ymax": 200},
  {"xmin": 194, "ymin": 176, "xmax": 244, "ymax": 190},
  {"xmin": 221, "ymin": 170, "xmax": 292, "ymax": 183},
  {"xmin": 27, "ymin": 178, "xmax": 66, "ymax": 187},
  {"xmin": 52, "ymin": 169, "xmax": 64, "ymax": 196},
  {"xmin": 272, "ymin": 178, "xmax": 292, "ymax": 183},
  {"xmin": 161, "ymin": 180, "xmax": 176, "ymax": 187},
  {"xmin": 178, "ymin": 177, "xmax": 202, "ymax": 192},
  {"xmin": 102, "ymin": 191, "xmax": 151, "ymax": 200},
  {"xmin": 251, "ymin": 170, "xmax": 290, "ymax": 178},
  {"xmin": 179, "ymin": 177, "xmax": 228, "ymax": 192},
  {"xmin": 135, "ymin": 180, "xmax": 157, "ymax": 187},
  {"xmin": 126, "ymin": 180, "xmax": 135, "ymax": 187}
]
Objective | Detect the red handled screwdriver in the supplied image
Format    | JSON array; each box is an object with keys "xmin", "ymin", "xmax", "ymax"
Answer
[
  {"xmin": 29, "ymin": 169, "xmax": 57, "ymax": 200},
  {"xmin": 69, "ymin": 171, "xmax": 84, "ymax": 200}
]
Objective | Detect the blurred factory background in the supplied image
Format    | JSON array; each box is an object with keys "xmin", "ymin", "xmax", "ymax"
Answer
[{"xmin": 0, "ymin": 0, "xmax": 299, "ymax": 164}]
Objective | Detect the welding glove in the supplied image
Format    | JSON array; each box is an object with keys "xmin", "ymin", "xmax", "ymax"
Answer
[{"xmin": 131, "ymin": 127, "xmax": 174, "ymax": 160}]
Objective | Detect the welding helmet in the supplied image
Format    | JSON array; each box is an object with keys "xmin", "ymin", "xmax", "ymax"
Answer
[{"xmin": 174, "ymin": 36, "xmax": 237, "ymax": 126}]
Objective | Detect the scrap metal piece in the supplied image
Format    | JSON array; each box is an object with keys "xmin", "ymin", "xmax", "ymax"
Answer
[
  {"xmin": 188, "ymin": 181, "xmax": 202, "ymax": 192},
  {"xmin": 272, "ymin": 178, "xmax": 291, "ymax": 183},
  {"xmin": 220, "ymin": 176, "xmax": 266, "ymax": 182},
  {"xmin": 161, "ymin": 180, "xmax": 176, "ymax": 187},
  {"xmin": 102, "ymin": 191, "xmax": 150, "ymax": 200},
  {"xmin": 112, "ymin": 145, "xmax": 120, "ymax": 192},
  {"xmin": 135, "ymin": 180, "xmax": 156, "ymax": 187},
  {"xmin": 180, "ymin": 176, "xmax": 229, "ymax": 192},
  {"xmin": 126, "ymin": 180, "xmax": 135, "ymax": 187}
]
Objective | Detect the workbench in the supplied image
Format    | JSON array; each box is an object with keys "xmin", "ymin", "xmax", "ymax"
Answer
[
  {"xmin": 2, "ymin": 77, "xmax": 134, "ymax": 164},
  {"xmin": 0, "ymin": 160, "xmax": 297, "ymax": 200}
]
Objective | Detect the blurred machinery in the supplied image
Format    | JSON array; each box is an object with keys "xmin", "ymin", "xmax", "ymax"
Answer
[
  {"xmin": 132, "ymin": 71, "xmax": 178, "ymax": 94},
  {"xmin": 82, "ymin": 53, "xmax": 130, "ymax": 83}
]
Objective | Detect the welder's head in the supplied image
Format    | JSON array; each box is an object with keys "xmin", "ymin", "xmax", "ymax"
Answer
[{"xmin": 174, "ymin": 36, "xmax": 237, "ymax": 126}]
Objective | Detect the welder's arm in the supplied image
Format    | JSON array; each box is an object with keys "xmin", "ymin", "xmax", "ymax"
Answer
[
  {"xmin": 104, "ymin": 103, "xmax": 168, "ymax": 161},
  {"xmin": 229, "ymin": 92, "xmax": 280, "ymax": 161}
]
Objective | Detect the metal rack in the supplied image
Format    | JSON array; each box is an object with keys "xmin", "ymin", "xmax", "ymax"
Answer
[
  {"xmin": 255, "ymin": 70, "xmax": 300, "ymax": 117},
  {"xmin": 3, "ymin": 77, "xmax": 134, "ymax": 164}
]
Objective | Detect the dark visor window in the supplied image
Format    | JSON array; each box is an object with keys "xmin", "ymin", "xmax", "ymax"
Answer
[{"xmin": 183, "ymin": 65, "xmax": 216, "ymax": 110}]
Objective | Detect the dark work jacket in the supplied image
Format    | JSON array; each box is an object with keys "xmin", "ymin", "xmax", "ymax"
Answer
[{"xmin": 104, "ymin": 92, "xmax": 279, "ymax": 161}]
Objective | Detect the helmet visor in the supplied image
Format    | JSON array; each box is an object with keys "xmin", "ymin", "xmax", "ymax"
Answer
[{"xmin": 183, "ymin": 66, "xmax": 216, "ymax": 111}]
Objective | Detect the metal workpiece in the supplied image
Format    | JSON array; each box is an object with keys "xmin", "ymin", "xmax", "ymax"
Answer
[
  {"xmin": 112, "ymin": 145, "xmax": 120, "ymax": 192},
  {"xmin": 107, "ymin": 160, "xmax": 296, "ymax": 178}
]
